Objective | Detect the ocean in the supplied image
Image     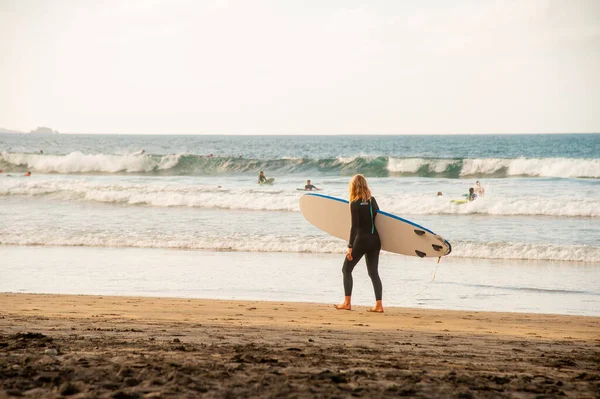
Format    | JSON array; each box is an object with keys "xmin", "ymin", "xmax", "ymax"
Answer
[{"xmin": 1, "ymin": 133, "xmax": 599, "ymax": 315}]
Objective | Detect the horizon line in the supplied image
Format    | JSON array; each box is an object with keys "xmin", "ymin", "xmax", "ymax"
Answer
[{"xmin": 1, "ymin": 130, "xmax": 599, "ymax": 136}]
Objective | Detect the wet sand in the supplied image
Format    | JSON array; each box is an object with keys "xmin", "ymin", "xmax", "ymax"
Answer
[{"xmin": 1, "ymin": 293, "xmax": 599, "ymax": 398}]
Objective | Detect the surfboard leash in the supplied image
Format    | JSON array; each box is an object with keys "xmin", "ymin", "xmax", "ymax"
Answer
[
  {"xmin": 382, "ymin": 258, "xmax": 441, "ymax": 306},
  {"xmin": 410, "ymin": 257, "xmax": 440, "ymax": 298}
]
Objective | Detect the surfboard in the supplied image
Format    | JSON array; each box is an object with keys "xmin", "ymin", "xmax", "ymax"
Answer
[
  {"xmin": 450, "ymin": 199, "xmax": 468, "ymax": 204},
  {"xmin": 299, "ymin": 193, "xmax": 451, "ymax": 258}
]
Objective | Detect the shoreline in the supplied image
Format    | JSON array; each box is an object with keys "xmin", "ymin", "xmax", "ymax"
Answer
[
  {"xmin": 1, "ymin": 292, "xmax": 599, "ymax": 340},
  {"xmin": 1, "ymin": 293, "xmax": 599, "ymax": 398},
  {"xmin": 3, "ymin": 245, "xmax": 599, "ymax": 318}
]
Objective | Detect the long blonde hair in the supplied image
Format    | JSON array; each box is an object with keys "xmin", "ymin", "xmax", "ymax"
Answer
[{"xmin": 348, "ymin": 174, "xmax": 372, "ymax": 202}]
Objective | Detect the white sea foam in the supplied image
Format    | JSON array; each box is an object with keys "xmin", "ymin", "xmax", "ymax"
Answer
[
  {"xmin": 461, "ymin": 157, "xmax": 600, "ymax": 178},
  {"xmin": 450, "ymin": 241, "xmax": 600, "ymax": 263},
  {"xmin": 387, "ymin": 157, "xmax": 600, "ymax": 178},
  {"xmin": 381, "ymin": 195, "xmax": 600, "ymax": 218},
  {"xmin": 157, "ymin": 154, "xmax": 182, "ymax": 170},
  {"xmin": 387, "ymin": 157, "xmax": 455, "ymax": 173},
  {"xmin": 336, "ymin": 156, "xmax": 357, "ymax": 164},
  {"xmin": 2, "ymin": 179, "xmax": 599, "ymax": 217},
  {"xmin": 0, "ymin": 151, "xmax": 180, "ymax": 173},
  {"xmin": 1, "ymin": 230, "xmax": 597, "ymax": 262},
  {"xmin": 0, "ymin": 179, "xmax": 300, "ymax": 211}
]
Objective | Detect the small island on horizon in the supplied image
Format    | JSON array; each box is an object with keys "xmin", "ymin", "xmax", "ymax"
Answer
[{"xmin": 0, "ymin": 126, "xmax": 60, "ymax": 135}]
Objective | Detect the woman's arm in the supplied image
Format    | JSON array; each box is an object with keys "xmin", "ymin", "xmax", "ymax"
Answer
[{"xmin": 348, "ymin": 201, "xmax": 359, "ymax": 248}]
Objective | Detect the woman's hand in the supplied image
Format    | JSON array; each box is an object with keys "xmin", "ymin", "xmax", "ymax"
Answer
[{"xmin": 346, "ymin": 248, "xmax": 353, "ymax": 261}]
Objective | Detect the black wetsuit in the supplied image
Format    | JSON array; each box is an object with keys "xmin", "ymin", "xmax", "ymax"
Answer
[
  {"xmin": 305, "ymin": 184, "xmax": 318, "ymax": 191},
  {"xmin": 343, "ymin": 197, "xmax": 382, "ymax": 300}
]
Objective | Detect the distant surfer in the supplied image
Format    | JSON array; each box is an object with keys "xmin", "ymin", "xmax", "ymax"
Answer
[
  {"xmin": 24, "ymin": 172, "xmax": 31, "ymax": 177},
  {"xmin": 304, "ymin": 180, "xmax": 320, "ymax": 191},
  {"xmin": 467, "ymin": 187, "xmax": 477, "ymax": 202},
  {"xmin": 437, "ymin": 191, "xmax": 443, "ymax": 196},
  {"xmin": 258, "ymin": 171, "xmax": 267, "ymax": 184},
  {"xmin": 335, "ymin": 174, "xmax": 384, "ymax": 313},
  {"xmin": 475, "ymin": 181, "xmax": 485, "ymax": 196}
]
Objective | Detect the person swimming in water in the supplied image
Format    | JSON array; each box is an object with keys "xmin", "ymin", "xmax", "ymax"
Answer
[
  {"xmin": 467, "ymin": 187, "xmax": 477, "ymax": 201},
  {"xmin": 24, "ymin": 172, "xmax": 31, "ymax": 177},
  {"xmin": 475, "ymin": 181, "xmax": 485, "ymax": 196},
  {"xmin": 304, "ymin": 180, "xmax": 320, "ymax": 191},
  {"xmin": 335, "ymin": 174, "xmax": 384, "ymax": 313},
  {"xmin": 258, "ymin": 171, "xmax": 267, "ymax": 184}
]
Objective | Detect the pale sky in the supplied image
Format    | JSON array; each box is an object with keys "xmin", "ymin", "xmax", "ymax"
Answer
[{"xmin": 1, "ymin": 0, "xmax": 599, "ymax": 135}]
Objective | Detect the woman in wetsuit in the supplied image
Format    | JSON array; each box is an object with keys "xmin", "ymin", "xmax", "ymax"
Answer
[{"xmin": 335, "ymin": 174, "xmax": 384, "ymax": 313}]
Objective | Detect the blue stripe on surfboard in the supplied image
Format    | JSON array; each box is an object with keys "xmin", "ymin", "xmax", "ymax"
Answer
[
  {"xmin": 303, "ymin": 193, "xmax": 451, "ymax": 249},
  {"xmin": 304, "ymin": 193, "xmax": 350, "ymax": 205}
]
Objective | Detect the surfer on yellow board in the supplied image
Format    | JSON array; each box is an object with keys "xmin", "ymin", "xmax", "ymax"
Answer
[
  {"xmin": 467, "ymin": 187, "xmax": 477, "ymax": 201},
  {"xmin": 450, "ymin": 187, "xmax": 477, "ymax": 204}
]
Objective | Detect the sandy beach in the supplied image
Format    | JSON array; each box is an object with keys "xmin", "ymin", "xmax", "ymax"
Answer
[
  {"xmin": 0, "ymin": 294, "xmax": 599, "ymax": 398},
  {"xmin": 3, "ymin": 1, "xmax": 600, "ymax": 397}
]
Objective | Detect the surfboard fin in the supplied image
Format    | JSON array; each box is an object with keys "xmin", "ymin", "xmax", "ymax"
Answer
[
  {"xmin": 415, "ymin": 250, "xmax": 426, "ymax": 258},
  {"xmin": 432, "ymin": 244, "xmax": 443, "ymax": 252},
  {"xmin": 414, "ymin": 229, "xmax": 426, "ymax": 236}
]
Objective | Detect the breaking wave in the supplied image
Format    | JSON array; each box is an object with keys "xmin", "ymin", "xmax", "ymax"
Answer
[{"xmin": 1, "ymin": 151, "xmax": 599, "ymax": 179}]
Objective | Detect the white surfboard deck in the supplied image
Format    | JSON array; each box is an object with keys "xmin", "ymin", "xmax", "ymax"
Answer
[{"xmin": 299, "ymin": 193, "xmax": 451, "ymax": 258}]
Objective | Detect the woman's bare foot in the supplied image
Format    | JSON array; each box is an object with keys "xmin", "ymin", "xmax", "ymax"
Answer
[
  {"xmin": 334, "ymin": 296, "xmax": 352, "ymax": 310},
  {"xmin": 334, "ymin": 303, "xmax": 351, "ymax": 310},
  {"xmin": 367, "ymin": 300, "xmax": 384, "ymax": 313}
]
